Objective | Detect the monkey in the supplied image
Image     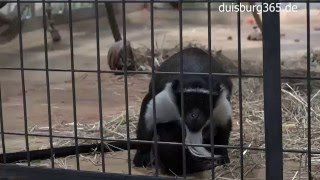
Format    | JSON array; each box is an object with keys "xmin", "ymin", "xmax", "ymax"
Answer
[
  {"xmin": 107, "ymin": 40, "xmax": 136, "ymax": 75},
  {"xmin": 133, "ymin": 47, "xmax": 233, "ymax": 174},
  {"xmin": 0, "ymin": 2, "xmax": 7, "ymax": 9}
]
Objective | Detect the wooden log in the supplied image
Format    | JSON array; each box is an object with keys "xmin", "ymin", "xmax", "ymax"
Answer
[
  {"xmin": 0, "ymin": 12, "xmax": 12, "ymax": 26},
  {"xmin": 249, "ymin": 2, "xmax": 263, "ymax": 34},
  {"xmin": 105, "ymin": 3, "xmax": 122, "ymax": 42}
]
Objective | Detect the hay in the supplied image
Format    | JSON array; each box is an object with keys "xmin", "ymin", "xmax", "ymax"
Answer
[
  {"xmin": 221, "ymin": 78, "xmax": 320, "ymax": 179},
  {"xmin": 27, "ymin": 44, "xmax": 320, "ymax": 179},
  {"xmin": 27, "ymin": 78, "xmax": 320, "ymax": 179},
  {"xmin": 30, "ymin": 108, "xmax": 139, "ymax": 148}
]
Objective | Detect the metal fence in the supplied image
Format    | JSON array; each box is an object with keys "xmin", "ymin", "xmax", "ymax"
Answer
[{"xmin": 0, "ymin": 0, "xmax": 318, "ymax": 180}]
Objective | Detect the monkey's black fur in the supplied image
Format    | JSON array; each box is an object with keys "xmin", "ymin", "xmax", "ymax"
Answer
[
  {"xmin": 133, "ymin": 47, "xmax": 233, "ymax": 175},
  {"xmin": 0, "ymin": 2, "xmax": 7, "ymax": 9},
  {"xmin": 155, "ymin": 121, "xmax": 212, "ymax": 175},
  {"xmin": 153, "ymin": 116, "xmax": 232, "ymax": 176}
]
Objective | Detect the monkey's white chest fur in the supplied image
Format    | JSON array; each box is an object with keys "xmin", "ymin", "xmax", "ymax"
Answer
[{"xmin": 144, "ymin": 83, "xmax": 181, "ymax": 131}]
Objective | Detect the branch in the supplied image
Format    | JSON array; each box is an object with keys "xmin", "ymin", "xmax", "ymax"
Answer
[{"xmin": 105, "ymin": 3, "xmax": 122, "ymax": 42}]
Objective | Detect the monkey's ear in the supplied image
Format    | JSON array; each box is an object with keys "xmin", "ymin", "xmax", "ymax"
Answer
[{"xmin": 171, "ymin": 79, "xmax": 181, "ymax": 93}]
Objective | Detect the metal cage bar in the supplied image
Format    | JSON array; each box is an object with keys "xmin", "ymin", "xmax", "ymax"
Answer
[
  {"xmin": 178, "ymin": 0, "xmax": 187, "ymax": 178},
  {"xmin": 306, "ymin": 0, "xmax": 312, "ymax": 179},
  {"xmin": 150, "ymin": 0, "xmax": 160, "ymax": 176},
  {"xmin": 2, "ymin": 130, "xmax": 320, "ymax": 154},
  {"xmin": 3, "ymin": 0, "xmax": 320, "ymax": 3},
  {"xmin": 262, "ymin": 1, "xmax": 283, "ymax": 180},
  {"xmin": 68, "ymin": 0, "xmax": 81, "ymax": 170},
  {"xmin": 41, "ymin": 0, "xmax": 55, "ymax": 169},
  {"xmin": 207, "ymin": 1, "xmax": 216, "ymax": 179},
  {"xmin": 0, "ymin": 164, "xmax": 167, "ymax": 180},
  {"xmin": 236, "ymin": 1, "xmax": 244, "ymax": 179},
  {"xmin": 17, "ymin": 0, "xmax": 31, "ymax": 167},
  {"xmin": 0, "ymin": 86, "xmax": 6, "ymax": 164},
  {"xmin": 94, "ymin": 0, "xmax": 106, "ymax": 173},
  {"xmin": 121, "ymin": 1, "xmax": 132, "ymax": 175},
  {"xmin": 4, "ymin": 66, "xmax": 320, "ymax": 80}
]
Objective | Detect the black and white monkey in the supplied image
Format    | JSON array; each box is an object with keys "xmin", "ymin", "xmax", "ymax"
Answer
[{"xmin": 133, "ymin": 47, "xmax": 233, "ymax": 175}]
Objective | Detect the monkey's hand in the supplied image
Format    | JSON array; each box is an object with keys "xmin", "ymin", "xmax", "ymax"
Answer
[{"xmin": 133, "ymin": 150, "xmax": 151, "ymax": 167}]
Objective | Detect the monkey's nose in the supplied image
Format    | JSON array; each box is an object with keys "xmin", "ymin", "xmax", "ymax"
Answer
[{"xmin": 191, "ymin": 113, "xmax": 199, "ymax": 120}]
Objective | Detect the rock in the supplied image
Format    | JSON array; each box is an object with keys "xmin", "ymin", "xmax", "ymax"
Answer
[
  {"xmin": 247, "ymin": 32, "xmax": 262, "ymax": 41},
  {"xmin": 314, "ymin": 26, "xmax": 320, "ymax": 31}
]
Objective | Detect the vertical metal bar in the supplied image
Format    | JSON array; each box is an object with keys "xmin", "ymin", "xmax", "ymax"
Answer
[
  {"xmin": 17, "ymin": 0, "xmax": 31, "ymax": 167},
  {"xmin": 68, "ymin": 1, "xmax": 80, "ymax": 170},
  {"xmin": 94, "ymin": 0, "xmax": 106, "ymax": 173},
  {"xmin": 178, "ymin": 1, "xmax": 187, "ymax": 178},
  {"xmin": 262, "ymin": 2, "xmax": 283, "ymax": 180},
  {"xmin": 237, "ymin": 2, "xmax": 244, "ymax": 180},
  {"xmin": 306, "ymin": 1, "xmax": 312, "ymax": 179},
  {"xmin": 150, "ymin": 0, "xmax": 159, "ymax": 176},
  {"xmin": 41, "ymin": 1, "xmax": 55, "ymax": 168},
  {"xmin": 0, "ymin": 85, "xmax": 6, "ymax": 163},
  {"xmin": 121, "ymin": 1, "xmax": 132, "ymax": 175},
  {"xmin": 30, "ymin": 3, "xmax": 35, "ymax": 17},
  {"xmin": 207, "ymin": 2, "xmax": 215, "ymax": 179}
]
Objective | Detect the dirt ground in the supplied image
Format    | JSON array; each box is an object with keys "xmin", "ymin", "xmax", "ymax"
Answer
[{"xmin": 1, "ymin": 8, "xmax": 320, "ymax": 179}]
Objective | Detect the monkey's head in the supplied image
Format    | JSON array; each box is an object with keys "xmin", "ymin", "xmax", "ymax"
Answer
[
  {"xmin": 171, "ymin": 77, "xmax": 223, "ymax": 132},
  {"xmin": 170, "ymin": 76, "xmax": 232, "ymax": 158}
]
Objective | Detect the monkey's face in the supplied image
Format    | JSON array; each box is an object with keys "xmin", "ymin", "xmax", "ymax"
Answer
[
  {"xmin": 171, "ymin": 79, "xmax": 222, "ymax": 133},
  {"xmin": 171, "ymin": 79, "xmax": 223, "ymax": 159},
  {"xmin": 175, "ymin": 92, "xmax": 221, "ymax": 133}
]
